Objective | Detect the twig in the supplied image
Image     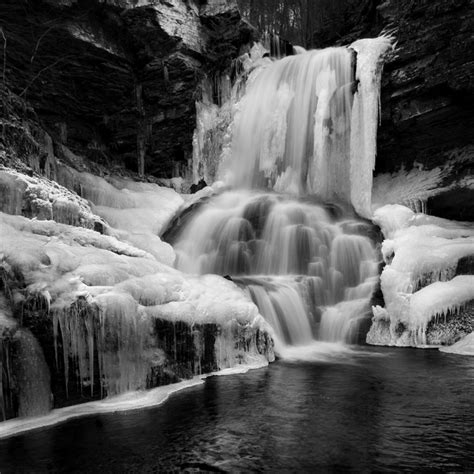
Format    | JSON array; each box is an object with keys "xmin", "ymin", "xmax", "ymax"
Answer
[
  {"xmin": 0, "ymin": 27, "xmax": 6, "ymax": 141},
  {"xmin": 0, "ymin": 27, "xmax": 6, "ymax": 88},
  {"xmin": 30, "ymin": 25, "xmax": 56, "ymax": 64},
  {"xmin": 19, "ymin": 55, "xmax": 71, "ymax": 98}
]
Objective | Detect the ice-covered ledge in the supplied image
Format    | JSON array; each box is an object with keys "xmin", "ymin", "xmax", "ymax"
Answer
[
  {"xmin": 0, "ymin": 169, "xmax": 274, "ymax": 422},
  {"xmin": 366, "ymin": 204, "xmax": 474, "ymax": 352}
]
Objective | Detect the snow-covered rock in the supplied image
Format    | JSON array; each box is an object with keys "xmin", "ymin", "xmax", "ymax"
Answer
[
  {"xmin": 367, "ymin": 204, "xmax": 474, "ymax": 352},
  {"xmin": 0, "ymin": 168, "xmax": 274, "ymax": 421}
]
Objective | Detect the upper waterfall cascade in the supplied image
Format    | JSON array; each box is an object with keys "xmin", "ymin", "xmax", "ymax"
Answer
[
  {"xmin": 194, "ymin": 37, "xmax": 393, "ymax": 218},
  {"xmin": 222, "ymin": 47, "xmax": 355, "ymax": 200}
]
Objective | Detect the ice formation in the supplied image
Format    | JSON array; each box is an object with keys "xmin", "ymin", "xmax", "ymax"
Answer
[
  {"xmin": 349, "ymin": 37, "xmax": 393, "ymax": 217},
  {"xmin": 0, "ymin": 167, "xmax": 101, "ymax": 228},
  {"xmin": 0, "ymin": 296, "xmax": 51, "ymax": 420},
  {"xmin": 0, "ymin": 168, "xmax": 274, "ymax": 421},
  {"xmin": 0, "ymin": 209, "xmax": 272, "ymax": 397},
  {"xmin": 0, "ymin": 360, "xmax": 266, "ymax": 440},
  {"xmin": 371, "ymin": 145, "xmax": 473, "ymax": 214},
  {"xmin": 367, "ymin": 204, "xmax": 474, "ymax": 349},
  {"xmin": 372, "ymin": 166, "xmax": 449, "ymax": 213},
  {"xmin": 192, "ymin": 43, "xmax": 271, "ymax": 185}
]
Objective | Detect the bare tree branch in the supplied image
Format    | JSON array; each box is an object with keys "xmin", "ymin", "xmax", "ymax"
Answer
[
  {"xmin": 0, "ymin": 27, "xmax": 6, "ymax": 88},
  {"xmin": 30, "ymin": 24, "xmax": 57, "ymax": 64},
  {"xmin": 19, "ymin": 55, "xmax": 71, "ymax": 98}
]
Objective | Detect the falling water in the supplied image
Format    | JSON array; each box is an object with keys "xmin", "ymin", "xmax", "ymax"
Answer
[
  {"xmin": 174, "ymin": 192, "xmax": 379, "ymax": 350},
  {"xmin": 178, "ymin": 40, "xmax": 392, "ymax": 351},
  {"xmin": 220, "ymin": 48, "xmax": 355, "ymax": 200}
]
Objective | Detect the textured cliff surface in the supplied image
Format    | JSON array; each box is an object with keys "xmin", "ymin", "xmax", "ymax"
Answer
[
  {"xmin": 357, "ymin": 0, "xmax": 473, "ymax": 220},
  {"xmin": 0, "ymin": 0, "xmax": 253, "ymax": 178}
]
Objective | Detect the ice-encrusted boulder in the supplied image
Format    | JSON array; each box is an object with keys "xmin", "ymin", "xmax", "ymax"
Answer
[
  {"xmin": 366, "ymin": 204, "xmax": 474, "ymax": 351},
  {"xmin": 0, "ymin": 169, "xmax": 274, "ymax": 421}
]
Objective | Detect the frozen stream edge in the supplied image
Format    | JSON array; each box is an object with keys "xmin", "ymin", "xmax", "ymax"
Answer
[{"xmin": 0, "ymin": 361, "xmax": 268, "ymax": 440}]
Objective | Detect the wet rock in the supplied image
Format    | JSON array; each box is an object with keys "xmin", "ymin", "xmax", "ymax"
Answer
[{"xmin": 456, "ymin": 255, "xmax": 474, "ymax": 275}]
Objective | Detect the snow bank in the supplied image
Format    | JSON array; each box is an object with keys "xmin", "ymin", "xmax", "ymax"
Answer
[
  {"xmin": 61, "ymin": 169, "xmax": 184, "ymax": 266},
  {"xmin": 0, "ymin": 165, "xmax": 184, "ymax": 266}
]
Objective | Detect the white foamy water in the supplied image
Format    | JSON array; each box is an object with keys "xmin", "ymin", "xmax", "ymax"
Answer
[
  {"xmin": 173, "ymin": 191, "xmax": 379, "ymax": 351},
  {"xmin": 277, "ymin": 341, "xmax": 388, "ymax": 363}
]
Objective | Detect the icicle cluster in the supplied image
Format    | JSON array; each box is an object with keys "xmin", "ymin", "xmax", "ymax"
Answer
[{"xmin": 367, "ymin": 205, "xmax": 474, "ymax": 348}]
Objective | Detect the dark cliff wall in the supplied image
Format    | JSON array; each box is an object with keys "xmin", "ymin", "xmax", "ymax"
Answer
[
  {"xmin": 0, "ymin": 0, "xmax": 253, "ymax": 178},
  {"xmin": 321, "ymin": 0, "xmax": 473, "ymax": 220},
  {"xmin": 375, "ymin": 0, "xmax": 473, "ymax": 175},
  {"xmin": 316, "ymin": 0, "xmax": 473, "ymax": 172},
  {"xmin": 377, "ymin": 0, "xmax": 473, "ymax": 220}
]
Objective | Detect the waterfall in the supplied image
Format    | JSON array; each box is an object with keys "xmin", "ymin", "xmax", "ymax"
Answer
[
  {"xmin": 194, "ymin": 37, "xmax": 392, "ymax": 216},
  {"xmin": 220, "ymin": 48, "xmax": 355, "ymax": 201},
  {"xmin": 179, "ymin": 38, "xmax": 392, "ymax": 352},
  {"xmin": 173, "ymin": 192, "xmax": 379, "ymax": 351}
]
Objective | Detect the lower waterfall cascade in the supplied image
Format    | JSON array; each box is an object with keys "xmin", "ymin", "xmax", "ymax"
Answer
[{"xmin": 173, "ymin": 191, "xmax": 380, "ymax": 352}]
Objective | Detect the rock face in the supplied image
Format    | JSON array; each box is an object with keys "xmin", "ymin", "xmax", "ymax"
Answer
[
  {"xmin": 322, "ymin": 0, "xmax": 473, "ymax": 221},
  {"xmin": 0, "ymin": 0, "xmax": 253, "ymax": 178},
  {"xmin": 375, "ymin": 0, "xmax": 473, "ymax": 222},
  {"xmin": 375, "ymin": 0, "xmax": 473, "ymax": 174}
]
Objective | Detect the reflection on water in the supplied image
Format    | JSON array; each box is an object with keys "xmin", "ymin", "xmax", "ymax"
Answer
[{"xmin": 1, "ymin": 347, "xmax": 473, "ymax": 472}]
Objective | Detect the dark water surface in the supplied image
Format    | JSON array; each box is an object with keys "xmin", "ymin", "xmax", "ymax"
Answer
[{"xmin": 1, "ymin": 346, "xmax": 473, "ymax": 473}]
